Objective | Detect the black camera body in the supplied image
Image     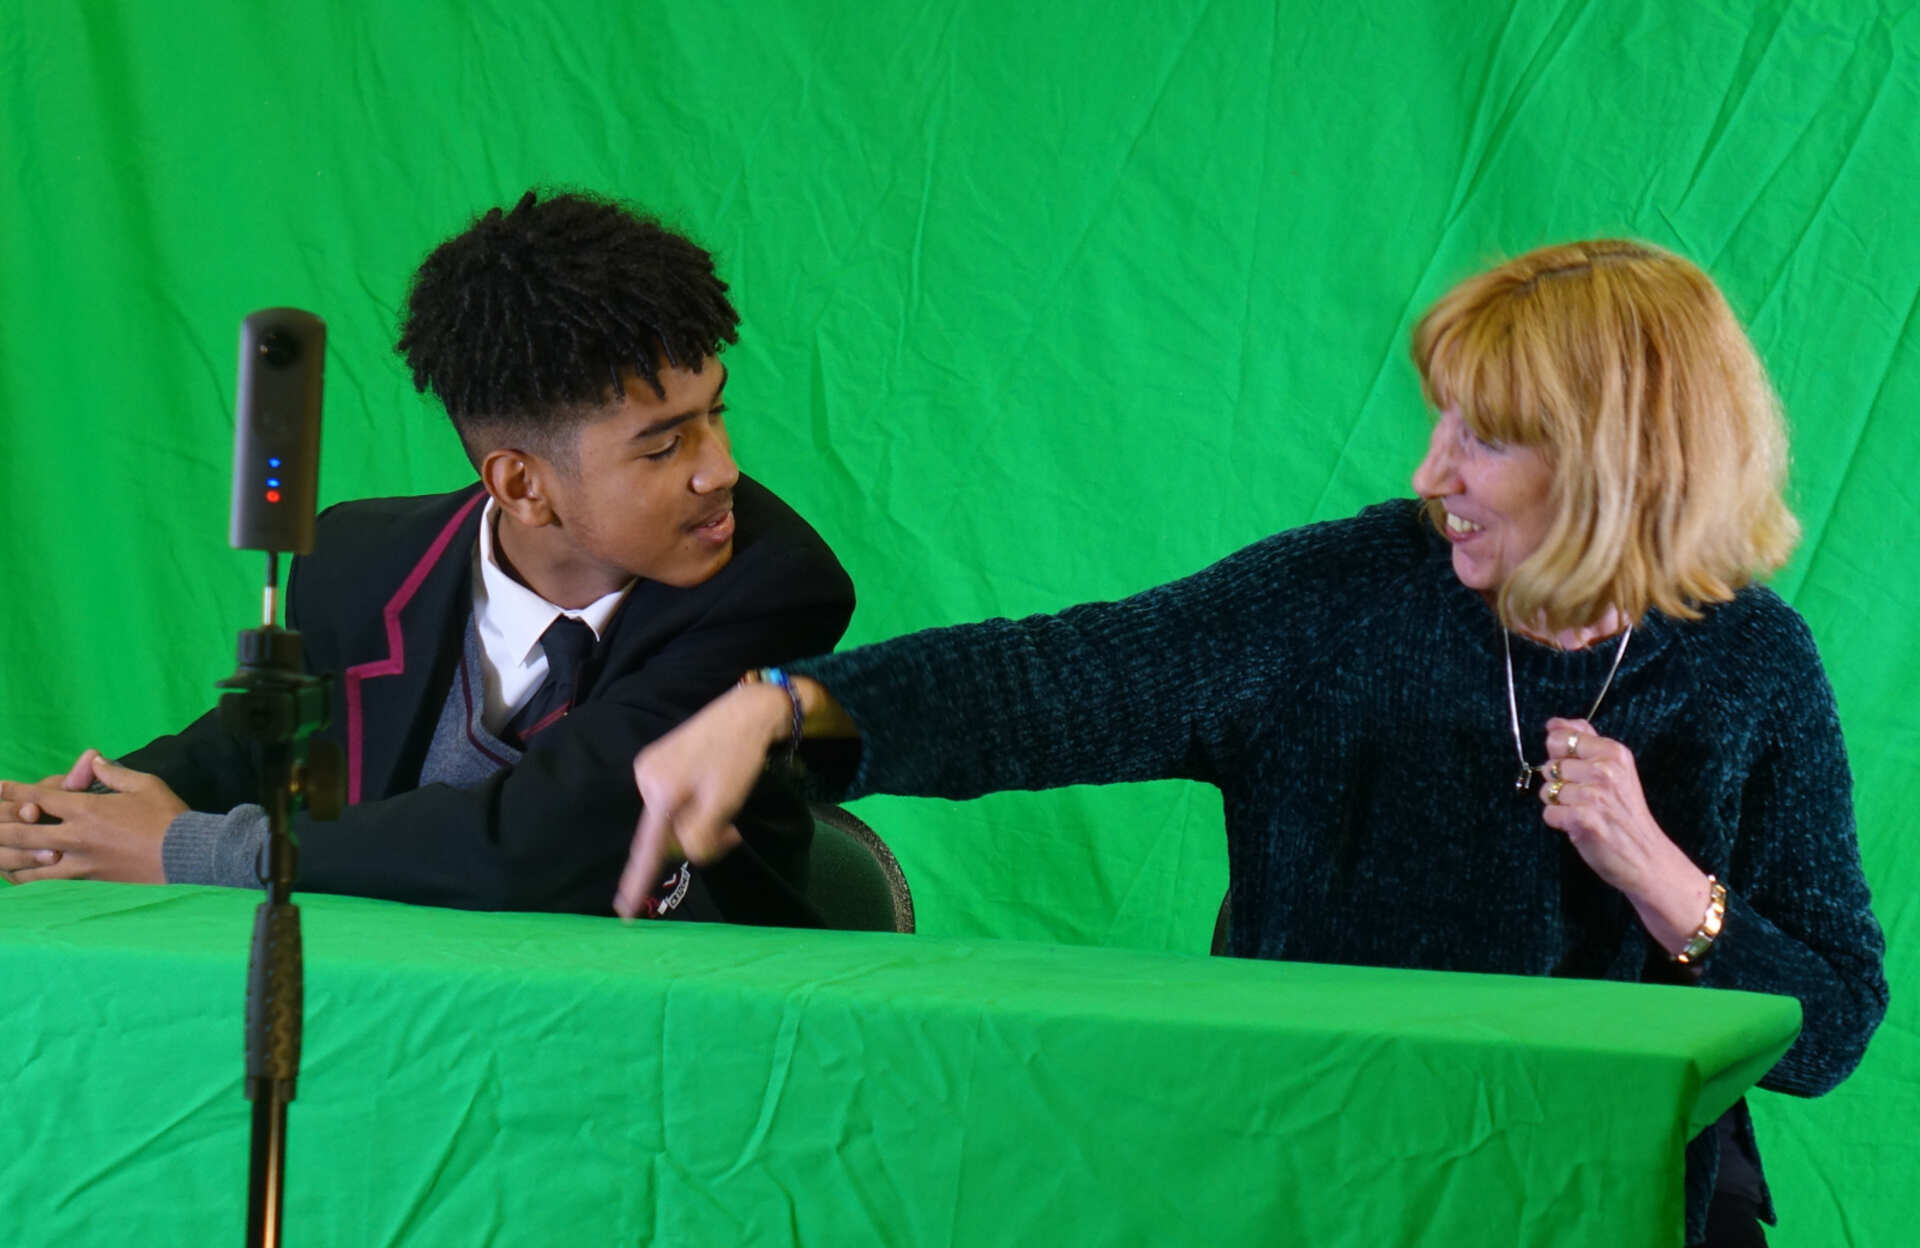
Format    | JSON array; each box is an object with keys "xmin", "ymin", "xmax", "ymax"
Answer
[{"xmin": 229, "ymin": 308, "xmax": 325, "ymax": 554}]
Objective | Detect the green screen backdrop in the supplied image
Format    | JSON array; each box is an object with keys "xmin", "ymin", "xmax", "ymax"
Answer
[{"xmin": 2, "ymin": 2, "xmax": 1914, "ymax": 1242}]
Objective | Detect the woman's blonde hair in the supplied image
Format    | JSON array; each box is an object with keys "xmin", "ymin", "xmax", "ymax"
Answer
[{"xmin": 1412, "ymin": 239, "xmax": 1799, "ymax": 633}]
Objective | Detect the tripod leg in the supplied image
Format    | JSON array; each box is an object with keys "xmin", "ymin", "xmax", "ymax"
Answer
[{"xmin": 246, "ymin": 1089, "xmax": 291, "ymax": 1248}]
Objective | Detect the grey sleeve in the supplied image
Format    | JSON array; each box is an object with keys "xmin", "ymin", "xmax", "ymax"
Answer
[{"xmin": 161, "ymin": 806, "xmax": 269, "ymax": 889}]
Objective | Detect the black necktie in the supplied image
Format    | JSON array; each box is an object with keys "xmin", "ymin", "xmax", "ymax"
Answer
[{"xmin": 504, "ymin": 616, "xmax": 596, "ymax": 747}]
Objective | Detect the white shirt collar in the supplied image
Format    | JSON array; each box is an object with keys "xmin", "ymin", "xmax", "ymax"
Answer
[{"xmin": 472, "ymin": 498, "xmax": 635, "ymax": 727}]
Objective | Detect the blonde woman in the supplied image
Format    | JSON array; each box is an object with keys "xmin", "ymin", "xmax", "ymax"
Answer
[{"xmin": 622, "ymin": 240, "xmax": 1886, "ymax": 1246}]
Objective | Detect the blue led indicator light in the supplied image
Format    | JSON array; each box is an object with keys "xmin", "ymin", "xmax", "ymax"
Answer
[
  {"xmin": 266, "ymin": 477, "xmax": 281, "ymax": 489},
  {"xmin": 267, "ymin": 457, "xmax": 282, "ymax": 469}
]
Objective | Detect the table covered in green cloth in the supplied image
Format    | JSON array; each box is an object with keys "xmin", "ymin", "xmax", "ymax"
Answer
[{"xmin": 0, "ymin": 882, "xmax": 1796, "ymax": 1246}]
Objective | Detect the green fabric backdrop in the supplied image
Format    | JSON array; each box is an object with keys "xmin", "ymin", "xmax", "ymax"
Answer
[{"xmin": 2, "ymin": 1, "xmax": 1913, "ymax": 1241}]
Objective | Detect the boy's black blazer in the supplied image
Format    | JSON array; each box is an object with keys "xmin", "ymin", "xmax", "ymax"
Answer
[{"xmin": 123, "ymin": 474, "xmax": 855, "ymax": 919}]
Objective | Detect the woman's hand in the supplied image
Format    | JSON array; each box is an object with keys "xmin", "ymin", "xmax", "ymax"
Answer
[
  {"xmin": 615, "ymin": 682, "xmax": 795, "ymax": 919},
  {"xmin": 1539, "ymin": 717, "xmax": 1714, "ymax": 956}
]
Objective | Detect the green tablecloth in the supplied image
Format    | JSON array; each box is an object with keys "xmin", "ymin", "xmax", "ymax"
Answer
[{"xmin": 0, "ymin": 882, "xmax": 1796, "ymax": 1246}]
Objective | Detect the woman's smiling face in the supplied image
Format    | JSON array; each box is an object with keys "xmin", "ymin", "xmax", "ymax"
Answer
[{"xmin": 1411, "ymin": 407, "xmax": 1557, "ymax": 599}]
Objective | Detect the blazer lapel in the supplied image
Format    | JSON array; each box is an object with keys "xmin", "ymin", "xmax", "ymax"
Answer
[
  {"xmin": 586, "ymin": 577, "xmax": 690, "ymax": 694},
  {"xmin": 341, "ymin": 490, "xmax": 486, "ymax": 803}
]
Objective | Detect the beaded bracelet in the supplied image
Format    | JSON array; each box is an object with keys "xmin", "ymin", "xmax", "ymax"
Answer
[
  {"xmin": 739, "ymin": 667, "xmax": 804, "ymax": 766},
  {"xmin": 1672, "ymin": 876, "xmax": 1728, "ymax": 966}
]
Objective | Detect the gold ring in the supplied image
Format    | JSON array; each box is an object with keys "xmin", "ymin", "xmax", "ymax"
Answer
[
  {"xmin": 1547, "ymin": 779, "xmax": 1565, "ymax": 804},
  {"xmin": 1566, "ymin": 732, "xmax": 1581, "ymax": 758},
  {"xmin": 1550, "ymin": 761, "xmax": 1562, "ymax": 782}
]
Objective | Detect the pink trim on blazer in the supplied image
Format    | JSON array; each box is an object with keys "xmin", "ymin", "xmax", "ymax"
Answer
[{"xmin": 340, "ymin": 491, "xmax": 487, "ymax": 804}]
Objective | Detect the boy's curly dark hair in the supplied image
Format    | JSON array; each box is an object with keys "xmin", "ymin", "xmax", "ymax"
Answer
[{"xmin": 396, "ymin": 190, "xmax": 739, "ymax": 466}]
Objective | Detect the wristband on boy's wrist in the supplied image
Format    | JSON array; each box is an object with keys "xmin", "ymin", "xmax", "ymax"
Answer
[{"xmin": 739, "ymin": 667, "xmax": 804, "ymax": 766}]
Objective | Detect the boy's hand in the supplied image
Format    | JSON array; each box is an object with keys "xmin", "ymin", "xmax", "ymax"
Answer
[
  {"xmin": 0, "ymin": 749, "xmax": 106, "ymax": 878},
  {"xmin": 0, "ymin": 754, "xmax": 183, "ymax": 885}
]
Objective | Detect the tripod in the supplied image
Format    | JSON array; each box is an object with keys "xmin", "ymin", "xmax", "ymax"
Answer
[{"xmin": 218, "ymin": 552, "xmax": 340, "ymax": 1248}]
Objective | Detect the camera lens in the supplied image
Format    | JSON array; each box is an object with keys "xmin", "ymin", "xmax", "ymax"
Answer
[{"xmin": 258, "ymin": 329, "xmax": 300, "ymax": 368}]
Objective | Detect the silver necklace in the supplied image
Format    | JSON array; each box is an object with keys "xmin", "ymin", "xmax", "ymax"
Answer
[{"xmin": 1504, "ymin": 623, "xmax": 1631, "ymax": 791}]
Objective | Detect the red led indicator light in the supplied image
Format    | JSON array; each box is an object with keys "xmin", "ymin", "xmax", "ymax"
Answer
[{"xmin": 265, "ymin": 489, "xmax": 282, "ymax": 503}]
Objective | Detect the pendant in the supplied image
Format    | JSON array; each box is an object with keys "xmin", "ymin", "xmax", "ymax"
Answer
[{"xmin": 1513, "ymin": 763, "xmax": 1536, "ymax": 792}]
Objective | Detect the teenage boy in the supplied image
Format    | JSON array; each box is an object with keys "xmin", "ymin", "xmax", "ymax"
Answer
[{"xmin": 0, "ymin": 190, "xmax": 853, "ymax": 922}]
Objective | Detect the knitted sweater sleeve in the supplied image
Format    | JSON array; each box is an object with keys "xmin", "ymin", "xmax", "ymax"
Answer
[
  {"xmin": 788, "ymin": 533, "xmax": 1310, "ymax": 800},
  {"xmin": 1697, "ymin": 617, "xmax": 1888, "ymax": 1097}
]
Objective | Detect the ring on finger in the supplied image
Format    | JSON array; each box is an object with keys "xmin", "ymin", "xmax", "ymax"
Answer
[
  {"xmin": 1547, "ymin": 779, "xmax": 1565, "ymax": 804},
  {"xmin": 1566, "ymin": 732, "xmax": 1581, "ymax": 758},
  {"xmin": 1550, "ymin": 760, "xmax": 1562, "ymax": 782}
]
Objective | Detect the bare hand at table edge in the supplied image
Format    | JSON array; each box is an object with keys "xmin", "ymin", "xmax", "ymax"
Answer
[
  {"xmin": 1538, "ymin": 717, "xmax": 1714, "ymax": 957},
  {"xmin": 617, "ymin": 675, "xmax": 856, "ymax": 920},
  {"xmin": 0, "ymin": 749, "xmax": 110, "ymax": 877},
  {"xmin": 0, "ymin": 750, "xmax": 179, "ymax": 885}
]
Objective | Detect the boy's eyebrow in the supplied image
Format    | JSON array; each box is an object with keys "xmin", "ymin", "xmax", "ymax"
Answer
[{"xmin": 631, "ymin": 367, "xmax": 727, "ymax": 440}]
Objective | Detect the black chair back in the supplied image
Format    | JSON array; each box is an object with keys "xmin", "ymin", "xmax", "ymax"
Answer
[{"xmin": 808, "ymin": 803, "xmax": 915, "ymax": 933}]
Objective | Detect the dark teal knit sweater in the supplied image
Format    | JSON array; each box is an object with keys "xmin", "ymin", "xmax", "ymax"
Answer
[{"xmin": 792, "ymin": 498, "xmax": 1887, "ymax": 1240}]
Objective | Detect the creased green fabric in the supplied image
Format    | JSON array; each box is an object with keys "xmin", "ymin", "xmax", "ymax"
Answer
[{"xmin": 0, "ymin": 884, "xmax": 1797, "ymax": 1246}]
